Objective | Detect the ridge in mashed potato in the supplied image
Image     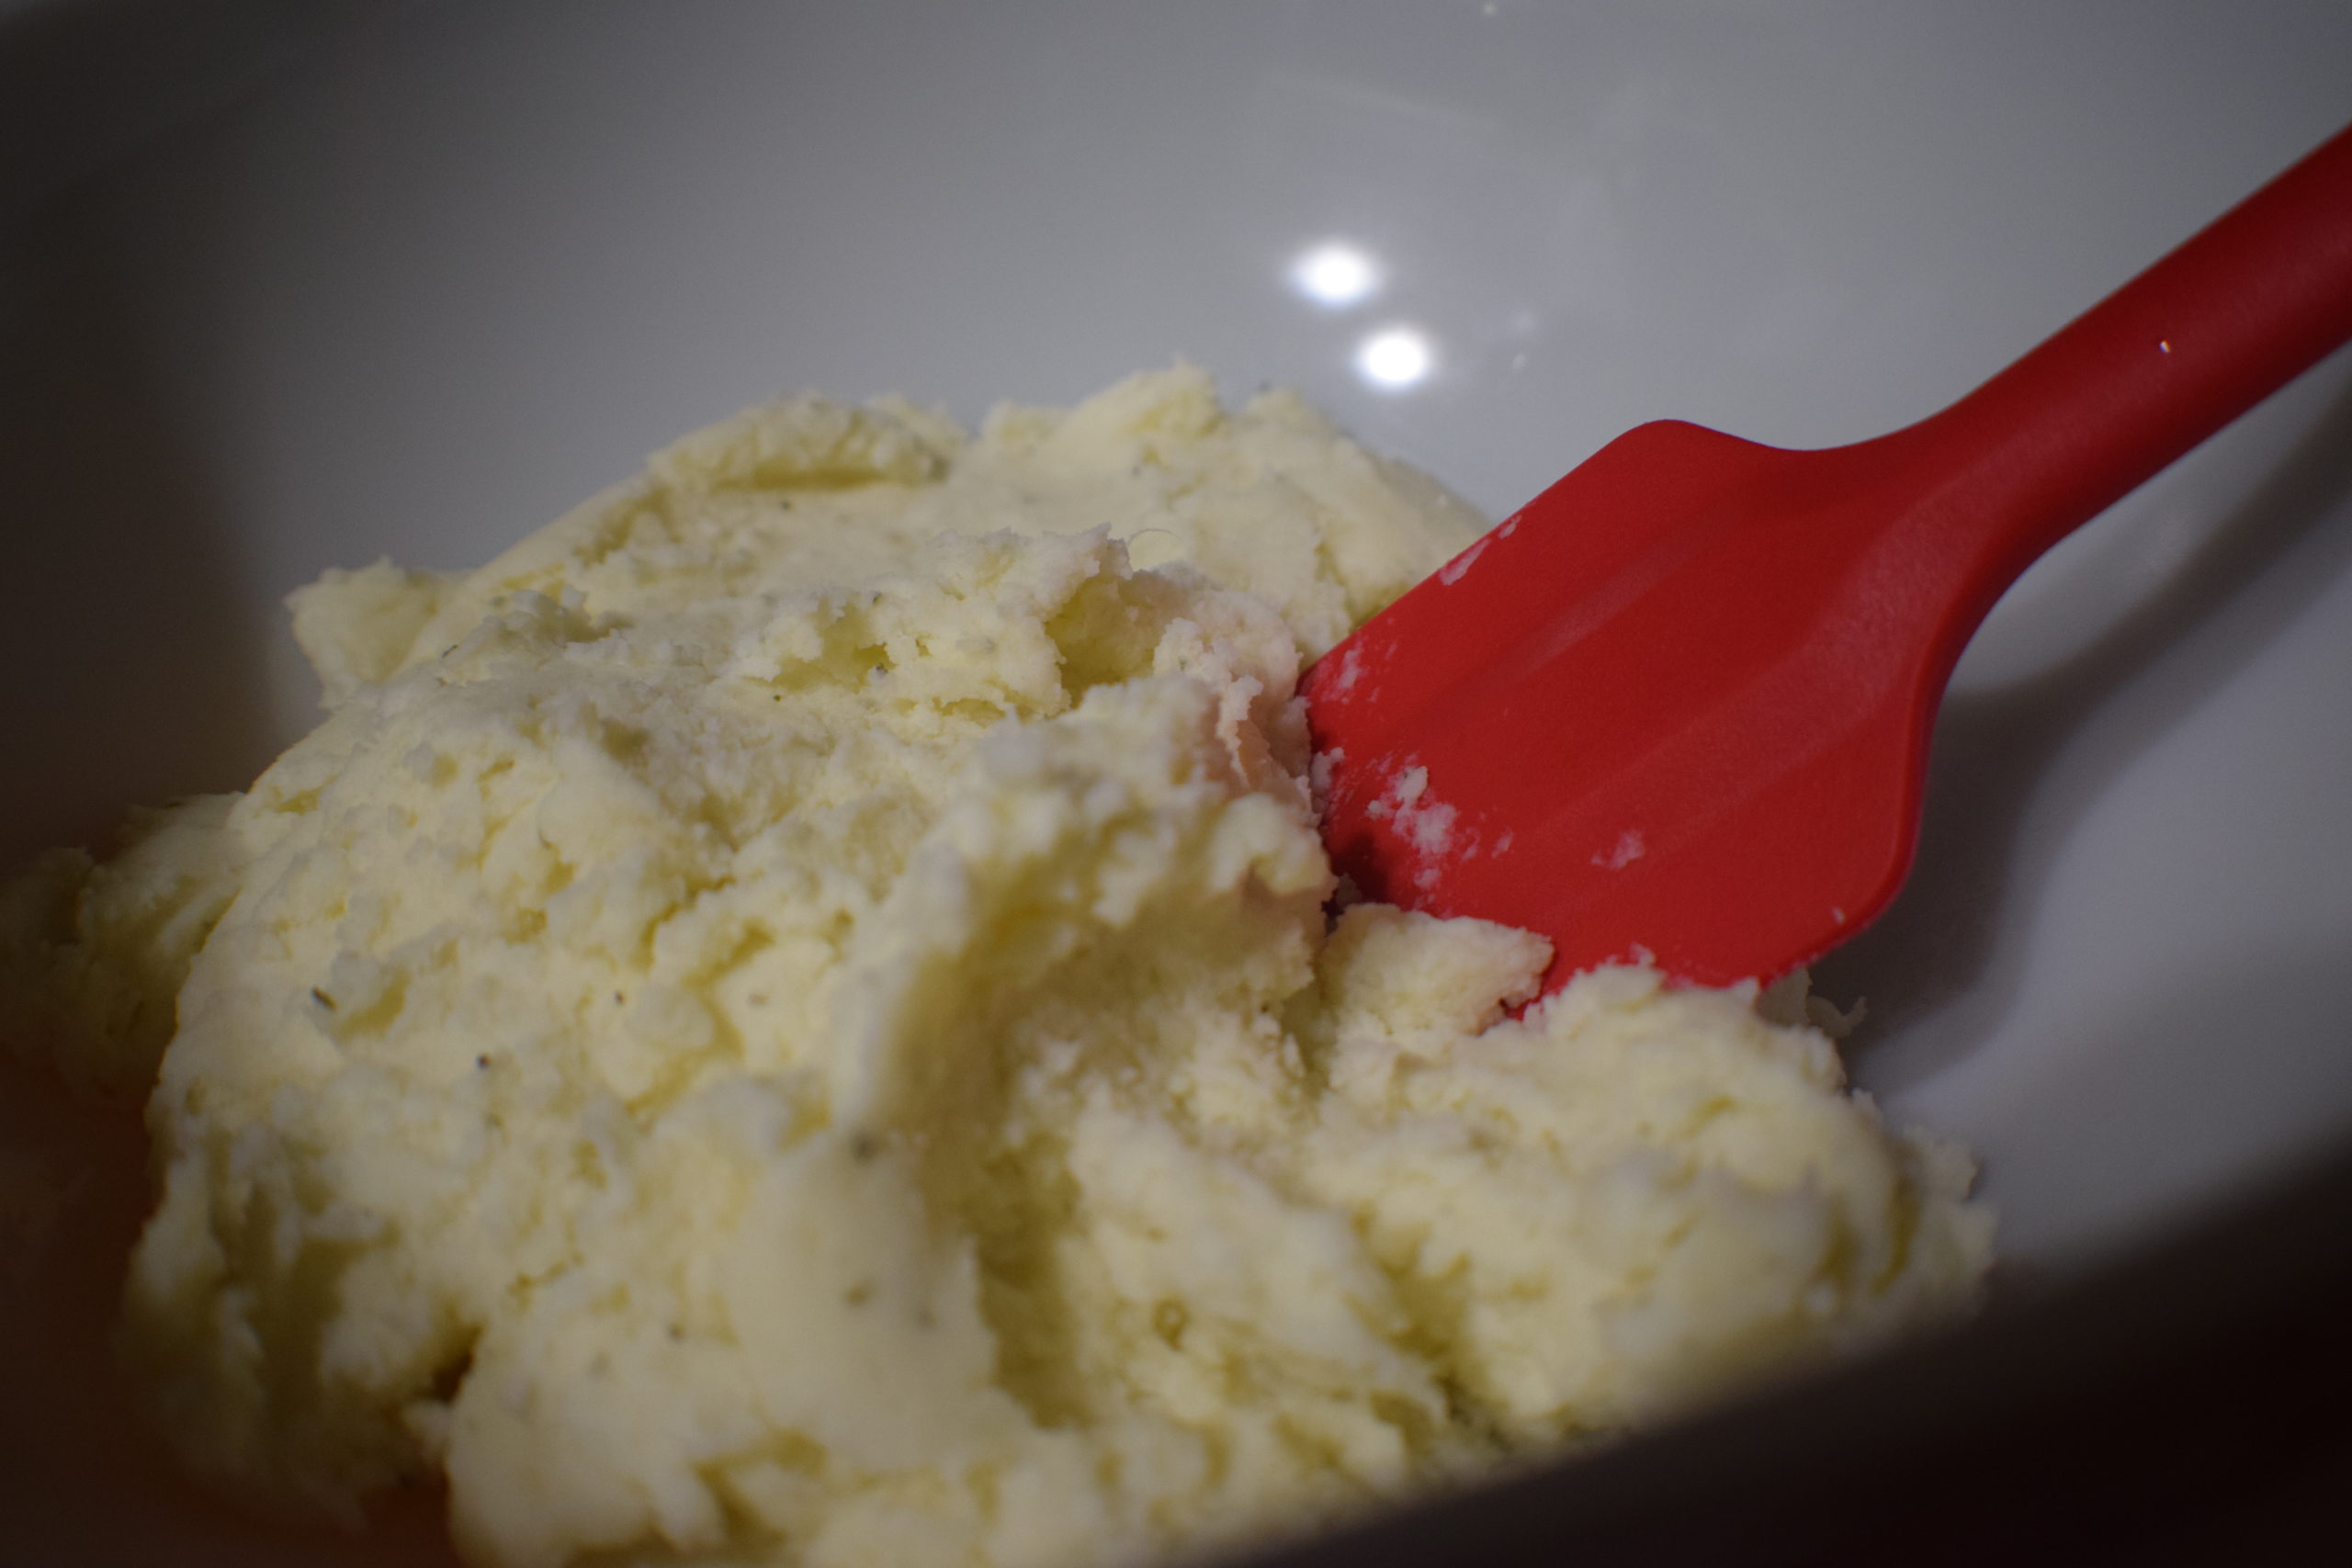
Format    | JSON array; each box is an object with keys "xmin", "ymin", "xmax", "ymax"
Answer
[{"xmin": 0, "ymin": 367, "xmax": 1991, "ymax": 1568}]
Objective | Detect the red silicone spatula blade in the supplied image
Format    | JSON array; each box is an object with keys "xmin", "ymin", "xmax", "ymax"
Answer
[
  {"xmin": 1306, "ymin": 425, "xmax": 1937, "ymax": 988},
  {"xmin": 1306, "ymin": 120, "xmax": 2352, "ymax": 991}
]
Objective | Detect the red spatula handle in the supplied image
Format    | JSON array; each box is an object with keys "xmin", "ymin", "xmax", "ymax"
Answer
[{"xmin": 1892, "ymin": 118, "xmax": 2352, "ymax": 641}]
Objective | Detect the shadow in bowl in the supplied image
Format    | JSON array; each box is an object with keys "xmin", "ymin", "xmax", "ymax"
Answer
[
  {"xmin": 0, "ymin": 1057, "xmax": 465, "ymax": 1566},
  {"xmin": 1815, "ymin": 365, "xmax": 2352, "ymax": 1082},
  {"xmin": 0, "ymin": 194, "xmax": 280, "ymax": 873}
]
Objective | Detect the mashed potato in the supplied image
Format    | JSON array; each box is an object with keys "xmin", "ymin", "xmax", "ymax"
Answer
[{"xmin": 0, "ymin": 368, "xmax": 1990, "ymax": 1568}]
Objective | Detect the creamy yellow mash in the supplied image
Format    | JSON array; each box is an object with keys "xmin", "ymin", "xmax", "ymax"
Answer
[{"xmin": 0, "ymin": 368, "xmax": 1990, "ymax": 1568}]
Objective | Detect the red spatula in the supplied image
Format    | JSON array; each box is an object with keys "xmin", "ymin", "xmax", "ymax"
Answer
[{"xmin": 1305, "ymin": 120, "xmax": 2352, "ymax": 992}]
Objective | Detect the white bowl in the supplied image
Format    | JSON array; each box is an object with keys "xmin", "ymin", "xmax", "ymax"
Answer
[{"xmin": 6, "ymin": 1, "xmax": 2349, "ymax": 1561}]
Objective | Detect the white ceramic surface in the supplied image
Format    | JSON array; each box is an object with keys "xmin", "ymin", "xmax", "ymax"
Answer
[{"xmin": 5, "ymin": 0, "xmax": 2350, "ymax": 1561}]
